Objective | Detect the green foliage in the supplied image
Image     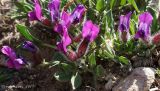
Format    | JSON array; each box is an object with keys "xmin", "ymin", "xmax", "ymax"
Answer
[
  {"xmin": 96, "ymin": 0, "xmax": 105, "ymax": 12},
  {"xmin": 0, "ymin": 68, "xmax": 15, "ymax": 83},
  {"xmin": 88, "ymin": 52, "xmax": 96, "ymax": 67},
  {"xmin": 54, "ymin": 70, "xmax": 72, "ymax": 82},
  {"xmin": 110, "ymin": 0, "xmax": 116, "ymax": 9},
  {"xmin": 12, "ymin": 0, "xmax": 160, "ymax": 90},
  {"xmin": 14, "ymin": 1, "xmax": 32, "ymax": 13},
  {"xmin": 128, "ymin": 0, "xmax": 140, "ymax": 12},
  {"xmin": 52, "ymin": 52, "xmax": 68, "ymax": 62},
  {"xmin": 16, "ymin": 24, "xmax": 56, "ymax": 49},
  {"xmin": 156, "ymin": 68, "xmax": 160, "ymax": 77},
  {"xmin": 16, "ymin": 24, "xmax": 36, "ymax": 41},
  {"xmin": 118, "ymin": 56, "xmax": 129, "ymax": 65},
  {"xmin": 120, "ymin": 0, "xmax": 126, "ymax": 6},
  {"xmin": 95, "ymin": 65, "xmax": 105, "ymax": 77},
  {"xmin": 71, "ymin": 72, "xmax": 82, "ymax": 90}
]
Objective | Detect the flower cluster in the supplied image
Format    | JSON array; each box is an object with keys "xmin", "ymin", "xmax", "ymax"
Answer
[
  {"xmin": 22, "ymin": 41, "xmax": 38, "ymax": 53},
  {"xmin": 8, "ymin": 0, "xmax": 160, "ymax": 89},
  {"xmin": 118, "ymin": 12, "xmax": 153, "ymax": 43},
  {"xmin": 1, "ymin": 46, "xmax": 25, "ymax": 70},
  {"xmin": 3, "ymin": 0, "xmax": 158, "ymax": 71},
  {"xmin": 1, "ymin": 41, "xmax": 38, "ymax": 69},
  {"xmin": 27, "ymin": 0, "xmax": 99, "ymax": 61}
]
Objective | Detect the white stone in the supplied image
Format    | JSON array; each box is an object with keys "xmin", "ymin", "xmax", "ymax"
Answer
[{"xmin": 112, "ymin": 67, "xmax": 156, "ymax": 91}]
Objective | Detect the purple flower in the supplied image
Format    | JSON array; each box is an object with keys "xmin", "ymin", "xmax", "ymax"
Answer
[
  {"xmin": 77, "ymin": 20, "xmax": 99, "ymax": 58},
  {"xmin": 152, "ymin": 32, "xmax": 160, "ymax": 45},
  {"xmin": 118, "ymin": 12, "xmax": 132, "ymax": 42},
  {"xmin": 1, "ymin": 46, "xmax": 25, "ymax": 70},
  {"xmin": 67, "ymin": 50, "xmax": 77, "ymax": 61},
  {"xmin": 28, "ymin": 0, "xmax": 42, "ymax": 21},
  {"xmin": 57, "ymin": 28, "xmax": 71, "ymax": 54},
  {"xmin": 70, "ymin": 4, "xmax": 86, "ymax": 24},
  {"xmin": 48, "ymin": 0, "xmax": 60, "ymax": 23},
  {"xmin": 77, "ymin": 39, "xmax": 89, "ymax": 58},
  {"xmin": 61, "ymin": 11, "xmax": 71, "ymax": 28},
  {"xmin": 54, "ymin": 5, "xmax": 85, "ymax": 34},
  {"xmin": 54, "ymin": 24, "xmax": 65, "ymax": 35},
  {"xmin": 135, "ymin": 12, "xmax": 153, "ymax": 42},
  {"xmin": 54, "ymin": 11, "xmax": 71, "ymax": 35},
  {"xmin": 22, "ymin": 41, "xmax": 37, "ymax": 53},
  {"xmin": 82, "ymin": 20, "xmax": 100, "ymax": 42}
]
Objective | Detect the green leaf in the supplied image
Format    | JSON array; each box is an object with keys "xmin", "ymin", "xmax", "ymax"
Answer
[
  {"xmin": 16, "ymin": 24, "xmax": 35, "ymax": 41},
  {"xmin": 96, "ymin": 0, "xmax": 105, "ymax": 12},
  {"xmin": 128, "ymin": 0, "xmax": 139, "ymax": 12},
  {"xmin": 50, "ymin": 60, "xmax": 61, "ymax": 67},
  {"xmin": 0, "ymin": 74, "xmax": 11, "ymax": 82},
  {"xmin": 61, "ymin": 0, "xmax": 68, "ymax": 9},
  {"xmin": 71, "ymin": 72, "xmax": 82, "ymax": 90},
  {"xmin": 77, "ymin": 0, "xmax": 87, "ymax": 4},
  {"xmin": 11, "ymin": 14, "xmax": 27, "ymax": 19},
  {"xmin": 104, "ymin": 50, "xmax": 115, "ymax": 59},
  {"xmin": 14, "ymin": 1, "xmax": 32, "ymax": 13},
  {"xmin": 89, "ymin": 52, "xmax": 96, "ymax": 67},
  {"xmin": 130, "ymin": 20, "xmax": 136, "ymax": 35},
  {"xmin": 147, "ymin": 7, "xmax": 159, "ymax": 33},
  {"xmin": 52, "ymin": 52, "xmax": 68, "ymax": 61},
  {"xmin": 17, "ymin": 24, "xmax": 55, "ymax": 49},
  {"xmin": 118, "ymin": 56, "xmax": 129, "ymax": 65},
  {"xmin": 106, "ymin": 11, "xmax": 114, "ymax": 31},
  {"xmin": 101, "ymin": 36, "xmax": 115, "ymax": 58},
  {"xmin": 110, "ymin": 0, "xmax": 115, "ymax": 9},
  {"xmin": 95, "ymin": 65, "xmax": 104, "ymax": 77},
  {"xmin": 54, "ymin": 70, "xmax": 72, "ymax": 82},
  {"xmin": 87, "ymin": 8, "xmax": 96, "ymax": 22},
  {"xmin": 61, "ymin": 63, "xmax": 74, "ymax": 72},
  {"xmin": 120, "ymin": 0, "xmax": 126, "ymax": 6},
  {"xmin": 81, "ymin": 0, "xmax": 87, "ymax": 3}
]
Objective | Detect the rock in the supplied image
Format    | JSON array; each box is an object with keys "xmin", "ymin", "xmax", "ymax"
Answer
[
  {"xmin": 105, "ymin": 79, "xmax": 114, "ymax": 90},
  {"xmin": 112, "ymin": 67, "xmax": 156, "ymax": 91},
  {"xmin": 105, "ymin": 73, "xmax": 117, "ymax": 90}
]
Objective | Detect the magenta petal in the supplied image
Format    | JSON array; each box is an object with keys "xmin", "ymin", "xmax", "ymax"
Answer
[
  {"xmin": 82, "ymin": 20, "xmax": 100, "ymax": 42},
  {"xmin": 48, "ymin": 0, "xmax": 60, "ymax": 22},
  {"xmin": 28, "ymin": 11, "xmax": 38, "ymax": 21},
  {"xmin": 118, "ymin": 12, "xmax": 132, "ymax": 32},
  {"xmin": 7, "ymin": 59, "xmax": 15, "ymax": 69},
  {"xmin": 82, "ymin": 20, "xmax": 93, "ymax": 38},
  {"xmin": 22, "ymin": 41, "xmax": 37, "ymax": 53},
  {"xmin": 13, "ymin": 58, "xmax": 25, "ymax": 70},
  {"xmin": 1, "ymin": 46, "xmax": 16, "ymax": 60},
  {"xmin": 118, "ymin": 12, "xmax": 131, "ymax": 42},
  {"xmin": 28, "ymin": 0, "xmax": 42, "ymax": 21},
  {"xmin": 67, "ymin": 50, "xmax": 77, "ymax": 61},
  {"xmin": 61, "ymin": 11, "xmax": 71, "ymax": 27},
  {"xmin": 135, "ymin": 12, "xmax": 153, "ymax": 41},
  {"xmin": 54, "ymin": 24, "xmax": 64, "ymax": 35},
  {"xmin": 139, "ymin": 12, "xmax": 153, "ymax": 25},
  {"xmin": 89, "ymin": 24, "xmax": 99, "ymax": 42},
  {"xmin": 56, "ymin": 27, "xmax": 71, "ymax": 54},
  {"xmin": 70, "ymin": 4, "xmax": 86, "ymax": 24},
  {"xmin": 34, "ymin": 1, "xmax": 42, "ymax": 20},
  {"xmin": 63, "ymin": 29, "xmax": 71, "ymax": 46},
  {"xmin": 57, "ymin": 42, "xmax": 66, "ymax": 54}
]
